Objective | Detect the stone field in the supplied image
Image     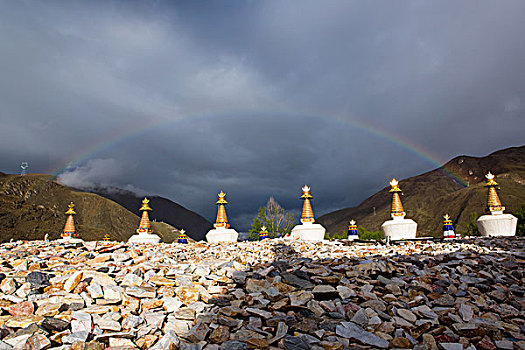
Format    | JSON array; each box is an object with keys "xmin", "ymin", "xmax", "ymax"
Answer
[{"xmin": 0, "ymin": 237, "xmax": 523, "ymax": 349}]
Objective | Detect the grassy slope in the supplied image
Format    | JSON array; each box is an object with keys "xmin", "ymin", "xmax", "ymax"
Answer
[{"xmin": 0, "ymin": 174, "xmax": 177, "ymax": 242}]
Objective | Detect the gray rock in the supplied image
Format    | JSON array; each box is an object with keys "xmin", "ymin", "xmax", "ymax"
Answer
[
  {"xmin": 438, "ymin": 343, "xmax": 463, "ymax": 350},
  {"xmin": 219, "ymin": 340, "xmax": 248, "ymax": 350},
  {"xmin": 336, "ymin": 321, "xmax": 389, "ymax": 348},
  {"xmin": 283, "ymin": 335, "xmax": 309, "ymax": 350}
]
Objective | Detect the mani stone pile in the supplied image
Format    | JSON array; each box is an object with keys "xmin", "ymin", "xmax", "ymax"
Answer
[{"xmin": 0, "ymin": 238, "xmax": 523, "ymax": 350}]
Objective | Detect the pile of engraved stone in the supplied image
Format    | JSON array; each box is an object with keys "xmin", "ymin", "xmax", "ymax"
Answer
[{"xmin": 0, "ymin": 236, "xmax": 523, "ymax": 350}]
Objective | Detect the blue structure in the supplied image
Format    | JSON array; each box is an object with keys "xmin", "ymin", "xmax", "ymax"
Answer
[
  {"xmin": 348, "ymin": 220, "xmax": 358, "ymax": 240},
  {"xmin": 178, "ymin": 229, "xmax": 188, "ymax": 244}
]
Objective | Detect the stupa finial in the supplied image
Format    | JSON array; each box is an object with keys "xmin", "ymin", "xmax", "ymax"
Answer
[
  {"xmin": 214, "ymin": 190, "xmax": 230, "ymax": 228},
  {"xmin": 484, "ymin": 171, "xmax": 504, "ymax": 213},
  {"xmin": 65, "ymin": 202, "xmax": 76, "ymax": 215},
  {"xmin": 300, "ymin": 185, "xmax": 315, "ymax": 223},
  {"xmin": 140, "ymin": 197, "xmax": 152, "ymax": 211}
]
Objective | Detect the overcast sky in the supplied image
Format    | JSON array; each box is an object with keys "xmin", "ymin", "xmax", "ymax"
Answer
[{"xmin": 1, "ymin": 1, "xmax": 524, "ymax": 230}]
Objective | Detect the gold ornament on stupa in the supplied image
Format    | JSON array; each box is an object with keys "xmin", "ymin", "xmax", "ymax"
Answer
[
  {"xmin": 389, "ymin": 178, "xmax": 405, "ymax": 217},
  {"xmin": 484, "ymin": 172, "xmax": 504, "ymax": 213},
  {"xmin": 300, "ymin": 185, "xmax": 315, "ymax": 224},
  {"xmin": 214, "ymin": 191, "xmax": 230, "ymax": 228},
  {"xmin": 62, "ymin": 202, "xmax": 78, "ymax": 238},
  {"xmin": 137, "ymin": 198, "xmax": 153, "ymax": 233},
  {"xmin": 103, "ymin": 233, "xmax": 111, "ymax": 241}
]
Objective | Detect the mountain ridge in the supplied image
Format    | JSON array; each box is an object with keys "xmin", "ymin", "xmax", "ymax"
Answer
[
  {"xmin": 317, "ymin": 145, "xmax": 525, "ymax": 236},
  {"xmin": 87, "ymin": 186, "xmax": 212, "ymax": 241}
]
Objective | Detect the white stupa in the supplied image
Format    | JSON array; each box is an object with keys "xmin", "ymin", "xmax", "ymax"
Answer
[
  {"xmin": 128, "ymin": 198, "xmax": 161, "ymax": 244},
  {"xmin": 476, "ymin": 172, "xmax": 517, "ymax": 237},
  {"xmin": 381, "ymin": 178, "xmax": 417, "ymax": 240},
  {"xmin": 289, "ymin": 185, "xmax": 326, "ymax": 241},
  {"xmin": 206, "ymin": 191, "xmax": 238, "ymax": 243}
]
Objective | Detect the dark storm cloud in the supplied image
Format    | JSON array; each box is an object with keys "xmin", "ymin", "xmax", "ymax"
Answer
[{"xmin": 1, "ymin": 1, "xmax": 524, "ymax": 230}]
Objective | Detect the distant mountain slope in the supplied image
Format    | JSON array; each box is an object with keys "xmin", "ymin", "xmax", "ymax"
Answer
[
  {"xmin": 88, "ymin": 187, "xmax": 212, "ymax": 241},
  {"xmin": 0, "ymin": 173, "xmax": 180, "ymax": 242},
  {"xmin": 318, "ymin": 145, "xmax": 525, "ymax": 237}
]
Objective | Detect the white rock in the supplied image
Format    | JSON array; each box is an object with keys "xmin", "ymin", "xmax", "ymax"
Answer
[
  {"xmin": 64, "ymin": 271, "xmax": 83, "ymax": 293},
  {"xmin": 87, "ymin": 283, "xmax": 104, "ymax": 299}
]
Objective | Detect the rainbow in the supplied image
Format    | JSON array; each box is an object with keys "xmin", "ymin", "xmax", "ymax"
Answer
[{"xmin": 49, "ymin": 110, "xmax": 468, "ymax": 187}]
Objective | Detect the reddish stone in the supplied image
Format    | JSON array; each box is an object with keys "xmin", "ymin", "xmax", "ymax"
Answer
[
  {"xmin": 477, "ymin": 335, "xmax": 496, "ymax": 350},
  {"xmin": 25, "ymin": 333, "xmax": 51, "ymax": 350},
  {"xmin": 73, "ymin": 281, "xmax": 89, "ymax": 294},
  {"xmin": 29, "ymin": 263, "xmax": 42, "ymax": 271},
  {"xmin": 9, "ymin": 300, "xmax": 34, "ymax": 316},
  {"xmin": 434, "ymin": 334, "xmax": 456, "ymax": 344}
]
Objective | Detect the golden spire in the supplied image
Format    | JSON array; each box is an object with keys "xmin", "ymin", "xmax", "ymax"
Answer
[
  {"xmin": 103, "ymin": 233, "xmax": 111, "ymax": 241},
  {"xmin": 484, "ymin": 172, "xmax": 504, "ymax": 212},
  {"xmin": 140, "ymin": 197, "xmax": 152, "ymax": 211},
  {"xmin": 389, "ymin": 178, "xmax": 405, "ymax": 217},
  {"xmin": 300, "ymin": 185, "xmax": 315, "ymax": 223},
  {"xmin": 443, "ymin": 213, "xmax": 450, "ymax": 220},
  {"xmin": 214, "ymin": 191, "xmax": 230, "ymax": 228},
  {"xmin": 216, "ymin": 190, "xmax": 228, "ymax": 205},
  {"xmin": 137, "ymin": 197, "xmax": 153, "ymax": 233},
  {"xmin": 63, "ymin": 202, "xmax": 77, "ymax": 238},
  {"xmin": 65, "ymin": 202, "xmax": 76, "ymax": 215}
]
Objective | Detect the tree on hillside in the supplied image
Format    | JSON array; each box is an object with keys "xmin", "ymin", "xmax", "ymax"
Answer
[
  {"xmin": 463, "ymin": 212, "xmax": 480, "ymax": 237},
  {"xmin": 249, "ymin": 197, "xmax": 295, "ymax": 240},
  {"xmin": 512, "ymin": 204, "xmax": 525, "ymax": 236}
]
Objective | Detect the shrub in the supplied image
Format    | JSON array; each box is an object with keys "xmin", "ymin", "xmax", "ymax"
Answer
[
  {"xmin": 512, "ymin": 204, "xmax": 525, "ymax": 237},
  {"xmin": 357, "ymin": 226, "xmax": 384, "ymax": 240}
]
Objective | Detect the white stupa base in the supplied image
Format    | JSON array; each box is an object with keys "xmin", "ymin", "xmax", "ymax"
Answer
[
  {"xmin": 477, "ymin": 213, "xmax": 517, "ymax": 237},
  {"xmin": 347, "ymin": 235, "xmax": 359, "ymax": 241},
  {"xmin": 289, "ymin": 222, "xmax": 326, "ymax": 241},
  {"xmin": 206, "ymin": 227, "xmax": 238, "ymax": 243},
  {"xmin": 57, "ymin": 238, "xmax": 84, "ymax": 244},
  {"xmin": 444, "ymin": 230, "xmax": 455, "ymax": 239},
  {"xmin": 128, "ymin": 232, "xmax": 161, "ymax": 244},
  {"xmin": 381, "ymin": 217, "xmax": 417, "ymax": 241}
]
